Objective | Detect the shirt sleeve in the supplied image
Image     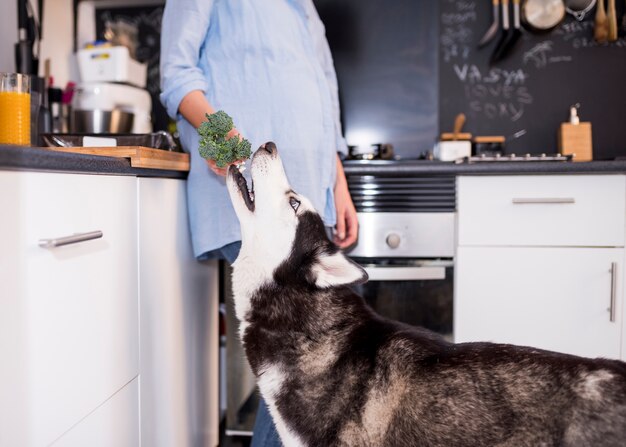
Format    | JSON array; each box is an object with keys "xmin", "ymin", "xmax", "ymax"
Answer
[
  {"xmin": 159, "ymin": 0, "xmax": 214, "ymax": 120},
  {"xmin": 305, "ymin": 2, "xmax": 349, "ymax": 156}
]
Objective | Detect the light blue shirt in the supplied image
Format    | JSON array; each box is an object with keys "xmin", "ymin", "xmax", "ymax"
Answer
[{"xmin": 160, "ymin": 0, "xmax": 348, "ymax": 258}]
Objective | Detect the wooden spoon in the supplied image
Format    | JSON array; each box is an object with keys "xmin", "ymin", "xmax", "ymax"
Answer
[
  {"xmin": 594, "ymin": 0, "xmax": 609, "ymax": 43},
  {"xmin": 607, "ymin": 0, "xmax": 618, "ymax": 41}
]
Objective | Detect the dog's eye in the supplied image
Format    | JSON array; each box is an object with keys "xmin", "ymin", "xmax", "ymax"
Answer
[{"xmin": 289, "ymin": 197, "xmax": 301, "ymax": 212}]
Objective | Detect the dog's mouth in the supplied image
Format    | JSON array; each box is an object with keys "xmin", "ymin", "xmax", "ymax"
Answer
[{"xmin": 228, "ymin": 165, "xmax": 255, "ymax": 212}]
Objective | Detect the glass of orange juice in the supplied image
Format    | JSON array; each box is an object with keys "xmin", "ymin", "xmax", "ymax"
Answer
[{"xmin": 0, "ymin": 73, "xmax": 31, "ymax": 146}]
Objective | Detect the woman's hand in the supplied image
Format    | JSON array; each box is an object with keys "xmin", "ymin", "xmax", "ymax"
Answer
[
  {"xmin": 177, "ymin": 92, "xmax": 247, "ymax": 177},
  {"xmin": 333, "ymin": 155, "xmax": 358, "ymax": 248},
  {"xmin": 205, "ymin": 128, "xmax": 246, "ymax": 177}
]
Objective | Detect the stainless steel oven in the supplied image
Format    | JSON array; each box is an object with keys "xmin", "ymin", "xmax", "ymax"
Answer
[{"xmin": 345, "ymin": 167, "xmax": 456, "ymax": 339}]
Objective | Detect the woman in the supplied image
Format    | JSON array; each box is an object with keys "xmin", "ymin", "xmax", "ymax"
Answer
[{"xmin": 160, "ymin": 0, "xmax": 358, "ymax": 445}]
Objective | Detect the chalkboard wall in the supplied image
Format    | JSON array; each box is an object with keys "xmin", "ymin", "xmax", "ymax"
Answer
[{"xmin": 440, "ymin": 0, "xmax": 626, "ymax": 160}]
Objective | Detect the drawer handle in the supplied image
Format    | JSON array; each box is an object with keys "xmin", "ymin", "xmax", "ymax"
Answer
[
  {"xmin": 39, "ymin": 230, "xmax": 103, "ymax": 248},
  {"xmin": 610, "ymin": 262, "xmax": 617, "ymax": 323},
  {"xmin": 512, "ymin": 198, "xmax": 575, "ymax": 204}
]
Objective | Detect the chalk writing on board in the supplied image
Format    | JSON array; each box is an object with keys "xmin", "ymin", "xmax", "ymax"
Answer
[
  {"xmin": 440, "ymin": 0, "xmax": 476, "ymax": 63},
  {"xmin": 571, "ymin": 37, "xmax": 626, "ymax": 48},
  {"xmin": 454, "ymin": 64, "xmax": 533, "ymax": 122},
  {"xmin": 553, "ymin": 20, "xmax": 626, "ymax": 48},
  {"xmin": 523, "ymin": 41, "xmax": 573, "ymax": 69}
]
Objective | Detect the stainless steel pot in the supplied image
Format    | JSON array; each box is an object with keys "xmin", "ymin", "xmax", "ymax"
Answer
[{"xmin": 70, "ymin": 109, "xmax": 135, "ymax": 133}]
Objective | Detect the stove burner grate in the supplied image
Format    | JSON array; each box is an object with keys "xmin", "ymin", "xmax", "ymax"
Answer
[{"xmin": 457, "ymin": 153, "xmax": 574, "ymax": 163}]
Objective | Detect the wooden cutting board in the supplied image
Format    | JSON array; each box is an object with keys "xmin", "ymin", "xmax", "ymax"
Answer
[{"xmin": 43, "ymin": 146, "xmax": 190, "ymax": 171}]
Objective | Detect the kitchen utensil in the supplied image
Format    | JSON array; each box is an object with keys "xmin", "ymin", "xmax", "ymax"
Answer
[
  {"xmin": 491, "ymin": 0, "xmax": 522, "ymax": 63},
  {"xmin": 41, "ymin": 131, "xmax": 179, "ymax": 151},
  {"xmin": 70, "ymin": 109, "xmax": 135, "ymax": 134},
  {"xmin": 522, "ymin": 0, "xmax": 566, "ymax": 32},
  {"xmin": 77, "ymin": 46, "xmax": 147, "ymax": 88},
  {"xmin": 347, "ymin": 143, "xmax": 395, "ymax": 160},
  {"xmin": 472, "ymin": 136, "xmax": 505, "ymax": 156},
  {"xmin": 594, "ymin": 0, "xmax": 609, "ymax": 42},
  {"xmin": 440, "ymin": 113, "xmax": 472, "ymax": 140},
  {"xmin": 559, "ymin": 104, "xmax": 592, "ymax": 161},
  {"xmin": 0, "ymin": 72, "xmax": 30, "ymax": 145},
  {"xmin": 43, "ymin": 145, "xmax": 189, "ymax": 171},
  {"xmin": 453, "ymin": 113, "xmax": 465, "ymax": 140},
  {"xmin": 491, "ymin": 0, "xmax": 511, "ymax": 63},
  {"xmin": 607, "ymin": 0, "xmax": 618, "ymax": 41},
  {"xmin": 72, "ymin": 82, "xmax": 151, "ymax": 133},
  {"xmin": 478, "ymin": 0, "xmax": 501, "ymax": 47},
  {"xmin": 565, "ymin": 0, "xmax": 598, "ymax": 20},
  {"xmin": 437, "ymin": 113, "xmax": 472, "ymax": 161},
  {"xmin": 492, "ymin": 0, "xmax": 523, "ymax": 63}
]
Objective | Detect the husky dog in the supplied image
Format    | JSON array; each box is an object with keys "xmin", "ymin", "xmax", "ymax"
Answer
[{"xmin": 226, "ymin": 142, "xmax": 626, "ymax": 447}]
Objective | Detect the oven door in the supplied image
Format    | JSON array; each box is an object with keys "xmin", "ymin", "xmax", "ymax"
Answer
[{"xmin": 351, "ymin": 259, "xmax": 454, "ymax": 339}]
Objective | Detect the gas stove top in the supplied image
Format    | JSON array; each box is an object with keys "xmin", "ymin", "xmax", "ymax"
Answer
[{"xmin": 456, "ymin": 153, "xmax": 573, "ymax": 163}]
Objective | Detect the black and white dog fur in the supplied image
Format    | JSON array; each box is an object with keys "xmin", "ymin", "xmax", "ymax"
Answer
[{"xmin": 226, "ymin": 142, "xmax": 626, "ymax": 447}]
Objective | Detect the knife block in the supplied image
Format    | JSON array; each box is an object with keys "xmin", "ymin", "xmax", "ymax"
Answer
[{"xmin": 559, "ymin": 122, "xmax": 592, "ymax": 162}]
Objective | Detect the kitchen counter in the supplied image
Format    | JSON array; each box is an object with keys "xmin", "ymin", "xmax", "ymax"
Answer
[
  {"xmin": 4, "ymin": 146, "xmax": 626, "ymax": 179},
  {"xmin": 0, "ymin": 145, "xmax": 187, "ymax": 179},
  {"xmin": 343, "ymin": 159, "xmax": 626, "ymax": 176}
]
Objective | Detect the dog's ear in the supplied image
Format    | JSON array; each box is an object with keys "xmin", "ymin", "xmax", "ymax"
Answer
[{"xmin": 310, "ymin": 250, "xmax": 368, "ymax": 288}]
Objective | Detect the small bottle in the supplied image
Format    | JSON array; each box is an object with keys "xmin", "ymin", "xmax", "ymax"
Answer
[{"xmin": 569, "ymin": 104, "xmax": 580, "ymax": 125}]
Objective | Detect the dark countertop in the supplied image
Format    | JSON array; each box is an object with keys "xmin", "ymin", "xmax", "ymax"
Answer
[
  {"xmin": 0, "ymin": 145, "xmax": 187, "ymax": 179},
  {"xmin": 3, "ymin": 146, "xmax": 626, "ymax": 178},
  {"xmin": 342, "ymin": 159, "xmax": 626, "ymax": 176}
]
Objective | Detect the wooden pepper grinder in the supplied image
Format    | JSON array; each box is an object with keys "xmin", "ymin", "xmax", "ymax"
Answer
[{"xmin": 558, "ymin": 104, "xmax": 593, "ymax": 162}]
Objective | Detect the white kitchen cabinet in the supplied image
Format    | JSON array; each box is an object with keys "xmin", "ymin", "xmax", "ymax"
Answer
[
  {"xmin": 51, "ymin": 377, "xmax": 140, "ymax": 447},
  {"xmin": 455, "ymin": 174, "xmax": 626, "ymax": 361},
  {"xmin": 0, "ymin": 171, "xmax": 139, "ymax": 446},
  {"xmin": 138, "ymin": 178, "xmax": 219, "ymax": 447},
  {"xmin": 455, "ymin": 246, "xmax": 623, "ymax": 359},
  {"xmin": 457, "ymin": 175, "xmax": 626, "ymax": 247}
]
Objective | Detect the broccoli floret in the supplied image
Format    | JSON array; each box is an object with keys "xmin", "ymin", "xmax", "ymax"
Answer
[{"xmin": 197, "ymin": 110, "xmax": 252, "ymax": 167}]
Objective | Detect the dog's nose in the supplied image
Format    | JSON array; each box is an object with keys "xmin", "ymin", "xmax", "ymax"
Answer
[{"xmin": 263, "ymin": 142, "xmax": 276, "ymax": 155}]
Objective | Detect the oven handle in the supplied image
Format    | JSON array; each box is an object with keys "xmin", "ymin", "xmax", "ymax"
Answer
[{"xmin": 363, "ymin": 266, "xmax": 446, "ymax": 281}]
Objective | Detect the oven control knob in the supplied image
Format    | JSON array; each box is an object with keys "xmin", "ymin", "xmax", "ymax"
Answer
[{"xmin": 386, "ymin": 233, "xmax": 401, "ymax": 249}]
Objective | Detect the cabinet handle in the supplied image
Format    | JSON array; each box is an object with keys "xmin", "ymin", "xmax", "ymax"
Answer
[
  {"xmin": 610, "ymin": 262, "xmax": 617, "ymax": 323},
  {"xmin": 39, "ymin": 230, "xmax": 103, "ymax": 248},
  {"xmin": 512, "ymin": 198, "xmax": 575, "ymax": 204}
]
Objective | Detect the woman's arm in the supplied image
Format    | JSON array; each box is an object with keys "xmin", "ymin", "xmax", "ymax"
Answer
[{"xmin": 160, "ymin": 0, "xmax": 214, "ymax": 120}]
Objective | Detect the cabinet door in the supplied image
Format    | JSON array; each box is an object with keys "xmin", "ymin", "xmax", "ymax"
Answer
[
  {"xmin": 0, "ymin": 171, "xmax": 138, "ymax": 446},
  {"xmin": 137, "ymin": 178, "xmax": 219, "ymax": 447},
  {"xmin": 457, "ymin": 175, "xmax": 626, "ymax": 247},
  {"xmin": 52, "ymin": 377, "xmax": 139, "ymax": 447},
  {"xmin": 455, "ymin": 247, "xmax": 623, "ymax": 360}
]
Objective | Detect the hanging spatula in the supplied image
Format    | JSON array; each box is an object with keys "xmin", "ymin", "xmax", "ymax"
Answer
[
  {"xmin": 478, "ymin": 0, "xmax": 501, "ymax": 47},
  {"xmin": 607, "ymin": 0, "xmax": 618, "ymax": 41},
  {"xmin": 491, "ymin": 0, "xmax": 522, "ymax": 63},
  {"xmin": 490, "ymin": 0, "xmax": 510, "ymax": 63}
]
